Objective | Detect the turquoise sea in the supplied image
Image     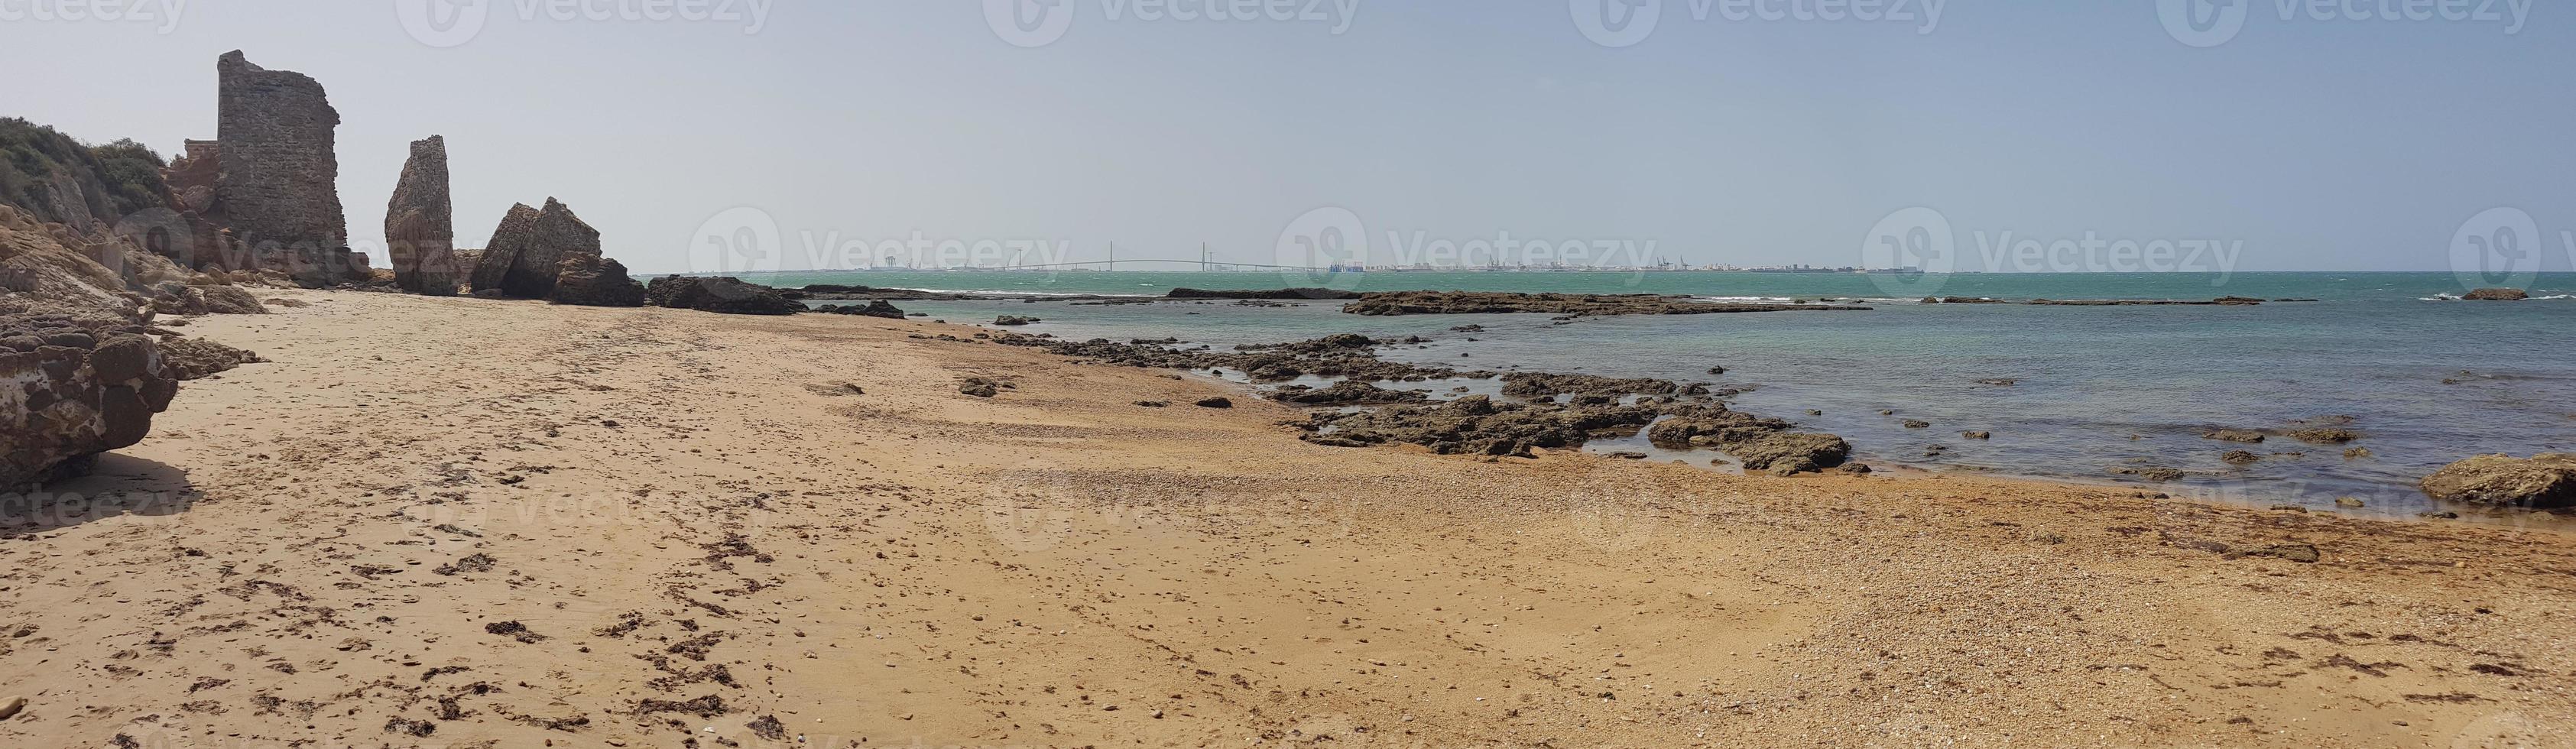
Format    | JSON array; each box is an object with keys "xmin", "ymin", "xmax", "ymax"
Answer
[{"xmin": 744, "ymin": 270, "xmax": 2576, "ymax": 516}]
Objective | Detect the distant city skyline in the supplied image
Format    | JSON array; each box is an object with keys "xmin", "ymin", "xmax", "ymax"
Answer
[{"xmin": 3, "ymin": 3, "xmax": 2570, "ymax": 275}]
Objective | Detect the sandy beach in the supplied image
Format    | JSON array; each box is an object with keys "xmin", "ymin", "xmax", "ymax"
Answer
[{"xmin": 0, "ymin": 289, "xmax": 2569, "ymax": 748}]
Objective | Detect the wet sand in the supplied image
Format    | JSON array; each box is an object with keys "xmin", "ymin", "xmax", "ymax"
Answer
[{"xmin": 0, "ymin": 289, "xmax": 2568, "ymax": 747}]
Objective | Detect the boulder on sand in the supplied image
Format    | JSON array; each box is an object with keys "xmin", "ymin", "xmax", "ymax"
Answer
[
  {"xmin": 1728, "ymin": 433, "xmax": 1852, "ymax": 476},
  {"xmin": 815, "ymin": 300, "xmax": 906, "ymax": 319},
  {"xmin": 548, "ymin": 252, "xmax": 646, "ymax": 307},
  {"xmin": 467, "ymin": 203, "xmax": 540, "ymax": 294},
  {"xmin": 156, "ymin": 336, "xmax": 263, "ymax": 380},
  {"xmin": 644, "ymin": 276, "xmax": 803, "ymax": 315},
  {"xmin": 2, "ymin": 313, "xmax": 180, "ymax": 487},
  {"xmin": 2419, "ymin": 453, "xmax": 2576, "ymax": 508}
]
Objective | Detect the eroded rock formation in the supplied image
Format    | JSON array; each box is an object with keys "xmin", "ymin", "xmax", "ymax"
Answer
[
  {"xmin": 385, "ymin": 136, "xmax": 457, "ymax": 295},
  {"xmin": 550, "ymin": 253, "xmax": 647, "ymax": 307},
  {"xmin": 644, "ymin": 276, "xmax": 803, "ymax": 315},
  {"xmin": 2420, "ymin": 453, "xmax": 2576, "ymax": 509},
  {"xmin": 215, "ymin": 50, "xmax": 365, "ymax": 286},
  {"xmin": 504, "ymin": 198, "xmax": 589, "ymax": 298},
  {"xmin": 464, "ymin": 199, "xmax": 643, "ymax": 306},
  {"xmin": 468, "ymin": 203, "xmax": 540, "ymax": 294},
  {"xmin": 0, "ymin": 313, "xmax": 180, "ymax": 488}
]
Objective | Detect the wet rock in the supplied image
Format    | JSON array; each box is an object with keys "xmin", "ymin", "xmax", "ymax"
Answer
[
  {"xmin": 1962, "ymin": 430, "xmax": 1990, "ymax": 439},
  {"xmin": 1270, "ymin": 381, "xmax": 1426, "ymax": 405},
  {"xmin": 2228, "ymin": 543, "xmax": 2320, "ymax": 563},
  {"xmin": 1500, "ymin": 372, "xmax": 1680, "ymax": 399},
  {"xmin": 1166, "ymin": 287, "xmax": 1360, "ymax": 300},
  {"xmin": 2419, "ymin": 453, "xmax": 2576, "ymax": 509},
  {"xmin": 2462, "ymin": 287, "xmax": 2528, "ymax": 301},
  {"xmin": 1900, "ymin": 419, "xmax": 1931, "ymax": 429},
  {"xmin": 2222, "ymin": 450, "xmax": 2261, "ymax": 465},
  {"xmin": 815, "ymin": 300, "xmax": 906, "ymax": 319},
  {"xmin": 2202, "ymin": 429, "xmax": 2266, "ymax": 443},
  {"xmin": 1299, "ymin": 396, "xmax": 1658, "ymax": 458},
  {"xmin": 993, "ymin": 315, "xmax": 1040, "ymax": 326},
  {"xmin": 2286, "ymin": 427, "xmax": 2359, "ymax": 444},
  {"xmin": 1345, "ymin": 290, "xmax": 1870, "ymax": 316},
  {"xmin": 1194, "ymin": 397, "xmax": 1234, "ymax": 409},
  {"xmin": 990, "ymin": 332, "xmax": 1489, "ymax": 384},
  {"xmin": 2112, "ymin": 466, "xmax": 2188, "ymax": 482},
  {"xmin": 1728, "ymin": 433, "xmax": 1853, "ymax": 475}
]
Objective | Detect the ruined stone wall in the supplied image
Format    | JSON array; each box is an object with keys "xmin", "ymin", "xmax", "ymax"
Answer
[{"xmin": 215, "ymin": 50, "xmax": 360, "ymax": 285}]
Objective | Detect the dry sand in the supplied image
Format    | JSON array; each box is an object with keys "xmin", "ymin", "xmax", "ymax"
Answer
[{"xmin": 0, "ymin": 289, "xmax": 2569, "ymax": 748}]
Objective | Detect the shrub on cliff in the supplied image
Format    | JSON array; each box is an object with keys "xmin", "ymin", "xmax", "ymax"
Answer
[{"xmin": 0, "ymin": 118, "xmax": 174, "ymax": 227}]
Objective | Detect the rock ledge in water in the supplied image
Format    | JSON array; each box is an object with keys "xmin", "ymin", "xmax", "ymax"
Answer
[{"xmin": 2419, "ymin": 453, "xmax": 2576, "ymax": 508}]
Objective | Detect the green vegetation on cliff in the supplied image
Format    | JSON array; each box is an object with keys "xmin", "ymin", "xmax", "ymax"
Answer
[{"xmin": 0, "ymin": 117, "xmax": 172, "ymax": 226}]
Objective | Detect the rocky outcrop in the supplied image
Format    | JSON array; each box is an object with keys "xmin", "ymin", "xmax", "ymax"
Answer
[
  {"xmin": 1501, "ymin": 372, "xmax": 1689, "ymax": 399},
  {"xmin": 1296, "ymin": 395, "xmax": 1660, "ymax": 457},
  {"xmin": 644, "ymin": 276, "xmax": 803, "ymax": 315},
  {"xmin": 215, "ymin": 51, "xmax": 365, "ymax": 286},
  {"xmin": 549, "ymin": 253, "xmax": 647, "ymax": 307},
  {"xmin": 147, "ymin": 283, "xmax": 266, "ymax": 316},
  {"xmin": 815, "ymin": 300, "xmax": 906, "ymax": 319},
  {"xmin": 464, "ymin": 199, "xmax": 643, "ymax": 306},
  {"xmin": 1269, "ymin": 381, "xmax": 1426, "ymax": 405},
  {"xmin": 1342, "ymin": 291, "xmax": 1870, "ymax": 316},
  {"xmin": 1727, "ymin": 433, "xmax": 1853, "ymax": 475},
  {"xmin": 157, "ymin": 336, "xmax": 262, "ymax": 380},
  {"xmin": 1, "ymin": 313, "xmax": 180, "ymax": 488},
  {"xmin": 2025, "ymin": 297, "xmax": 2264, "ymax": 306},
  {"xmin": 2463, "ymin": 288, "xmax": 2529, "ymax": 301},
  {"xmin": 384, "ymin": 136, "xmax": 457, "ymax": 295},
  {"xmin": 992, "ymin": 332, "xmax": 1491, "ymax": 384},
  {"xmin": 468, "ymin": 203, "xmax": 540, "ymax": 293},
  {"xmin": 508, "ymin": 198, "xmax": 591, "ymax": 298},
  {"xmin": 1, "ymin": 208, "xmax": 148, "ymax": 320},
  {"xmin": 1166, "ymin": 287, "xmax": 1361, "ymax": 300},
  {"xmin": 2419, "ymin": 453, "xmax": 2576, "ymax": 509}
]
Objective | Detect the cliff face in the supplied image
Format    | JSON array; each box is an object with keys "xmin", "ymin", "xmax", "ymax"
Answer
[
  {"xmin": 385, "ymin": 136, "xmax": 458, "ymax": 295},
  {"xmin": 0, "ymin": 204, "xmax": 202, "ymax": 488},
  {"xmin": 215, "ymin": 50, "xmax": 365, "ymax": 286}
]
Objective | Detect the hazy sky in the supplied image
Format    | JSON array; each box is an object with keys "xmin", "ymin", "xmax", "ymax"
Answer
[{"xmin": 4, "ymin": 1, "xmax": 2571, "ymax": 274}]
